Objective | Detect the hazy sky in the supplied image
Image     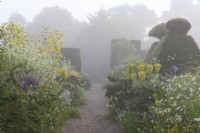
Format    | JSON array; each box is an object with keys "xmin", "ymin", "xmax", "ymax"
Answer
[{"xmin": 0, "ymin": 0, "xmax": 170, "ymax": 22}]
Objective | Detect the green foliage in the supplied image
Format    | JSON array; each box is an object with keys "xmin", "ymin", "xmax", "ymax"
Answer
[
  {"xmin": 165, "ymin": 18, "xmax": 191, "ymax": 35},
  {"xmin": 0, "ymin": 22, "xmax": 84, "ymax": 132},
  {"xmin": 149, "ymin": 23, "xmax": 166, "ymax": 39}
]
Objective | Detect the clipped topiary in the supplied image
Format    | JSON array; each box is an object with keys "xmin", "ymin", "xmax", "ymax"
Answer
[
  {"xmin": 149, "ymin": 23, "xmax": 166, "ymax": 39},
  {"xmin": 61, "ymin": 48, "xmax": 81, "ymax": 72},
  {"xmin": 150, "ymin": 35, "xmax": 200, "ymax": 73},
  {"xmin": 144, "ymin": 42, "xmax": 159, "ymax": 62},
  {"xmin": 145, "ymin": 23, "xmax": 166, "ymax": 62},
  {"xmin": 165, "ymin": 18, "xmax": 191, "ymax": 35}
]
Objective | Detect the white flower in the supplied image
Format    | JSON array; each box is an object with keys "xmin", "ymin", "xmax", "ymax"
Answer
[
  {"xmin": 193, "ymin": 117, "xmax": 200, "ymax": 122},
  {"xmin": 175, "ymin": 114, "xmax": 182, "ymax": 122}
]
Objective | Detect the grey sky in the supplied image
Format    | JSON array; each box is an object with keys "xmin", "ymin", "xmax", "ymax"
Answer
[{"xmin": 0, "ymin": 0, "xmax": 170, "ymax": 22}]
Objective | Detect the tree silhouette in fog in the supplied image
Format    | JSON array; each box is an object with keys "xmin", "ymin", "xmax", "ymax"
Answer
[
  {"xmin": 8, "ymin": 12, "xmax": 27, "ymax": 27},
  {"xmin": 28, "ymin": 6, "xmax": 81, "ymax": 46},
  {"xmin": 74, "ymin": 4, "xmax": 157, "ymax": 82}
]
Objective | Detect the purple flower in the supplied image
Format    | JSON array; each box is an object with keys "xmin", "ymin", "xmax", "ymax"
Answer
[
  {"xmin": 172, "ymin": 65, "xmax": 179, "ymax": 72},
  {"xmin": 20, "ymin": 73, "xmax": 39, "ymax": 90}
]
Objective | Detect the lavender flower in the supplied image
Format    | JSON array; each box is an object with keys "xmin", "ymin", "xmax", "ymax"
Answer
[
  {"xmin": 20, "ymin": 73, "xmax": 39, "ymax": 90},
  {"xmin": 172, "ymin": 65, "xmax": 179, "ymax": 72}
]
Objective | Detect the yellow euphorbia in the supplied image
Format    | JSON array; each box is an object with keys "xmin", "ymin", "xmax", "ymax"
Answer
[
  {"xmin": 138, "ymin": 71, "xmax": 146, "ymax": 80},
  {"xmin": 137, "ymin": 64, "xmax": 145, "ymax": 72},
  {"xmin": 131, "ymin": 73, "xmax": 137, "ymax": 80},
  {"xmin": 154, "ymin": 63, "xmax": 162, "ymax": 72},
  {"xmin": 146, "ymin": 64, "xmax": 153, "ymax": 74}
]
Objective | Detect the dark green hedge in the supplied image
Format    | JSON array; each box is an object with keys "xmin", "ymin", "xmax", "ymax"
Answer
[
  {"xmin": 144, "ymin": 42, "xmax": 159, "ymax": 63},
  {"xmin": 149, "ymin": 23, "xmax": 166, "ymax": 39},
  {"xmin": 166, "ymin": 18, "xmax": 191, "ymax": 35},
  {"xmin": 150, "ymin": 35, "xmax": 200, "ymax": 73},
  {"xmin": 61, "ymin": 48, "xmax": 81, "ymax": 72}
]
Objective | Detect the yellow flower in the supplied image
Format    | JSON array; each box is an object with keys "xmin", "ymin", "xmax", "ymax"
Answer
[
  {"xmin": 137, "ymin": 64, "xmax": 145, "ymax": 72},
  {"xmin": 154, "ymin": 63, "xmax": 162, "ymax": 72},
  {"xmin": 55, "ymin": 68, "xmax": 69, "ymax": 79},
  {"xmin": 155, "ymin": 99, "xmax": 161, "ymax": 107},
  {"xmin": 146, "ymin": 64, "xmax": 153, "ymax": 74},
  {"xmin": 130, "ymin": 73, "xmax": 137, "ymax": 80},
  {"xmin": 128, "ymin": 64, "xmax": 136, "ymax": 72},
  {"xmin": 138, "ymin": 71, "xmax": 146, "ymax": 80},
  {"xmin": 70, "ymin": 70, "xmax": 81, "ymax": 78}
]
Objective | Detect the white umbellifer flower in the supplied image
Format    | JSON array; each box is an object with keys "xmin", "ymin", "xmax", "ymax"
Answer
[
  {"xmin": 175, "ymin": 114, "xmax": 182, "ymax": 122},
  {"xmin": 163, "ymin": 108, "xmax": 171, "ymax": 113},
  {"xmin": 192, "ymin": 77, "xmax": 196, "ymax": 81},
  {"xmin": 193, "ymin": 117, "xmax": 200, "ymax": 122},
  {"xmin": 178, "ymin": 83, "xmax": 182, "ymax": 88},
  {"xmin": 171, "ymin": 101, "xmax": 177, "ymax": 107}
]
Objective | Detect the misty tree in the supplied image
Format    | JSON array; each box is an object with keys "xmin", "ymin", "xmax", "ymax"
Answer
[
  {"xmin": 108, "ymin": 4, "xmax": 157, "ymax": 39},
  {"xmin": 8, "ymin": 12, "xmax": 27, "ymax": 27},
  {"xmin": 73, "ymin": 4, "xmax": 157, "ymax": 82},
  {"xmin": 28, "ymin": 6, "xmax": 81, "ymax": 46},
  {"xmin": 73, "ymin": 8, "xmax": 111, "ymax": 83}
]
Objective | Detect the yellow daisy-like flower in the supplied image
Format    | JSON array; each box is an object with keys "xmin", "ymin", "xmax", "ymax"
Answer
[
  {"xmin": 154, "ymin": 63, "xmax": 162, "ymax": 72},
  {"xmin": 138, "ymin": 71, "xmax": 146, "ymax": 80},
  {"xmin": 146, "ymin": 64, "xmax": 153, "ymax": 74},
  {"xmin": 130, "ymin": 73, "xmax": 137, "ymax": 80}
]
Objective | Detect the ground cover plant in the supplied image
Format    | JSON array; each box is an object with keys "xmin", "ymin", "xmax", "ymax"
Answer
[{"xmin": 0, "ymin": 22, "xmax": 84, "ymax": 133}]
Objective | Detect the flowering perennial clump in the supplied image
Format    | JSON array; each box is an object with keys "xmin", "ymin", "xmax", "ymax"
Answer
[
  {"xmin": 105, "ymin": 59, "xmax": 200, "ymax": 133},
  {"xmin": 0, "ymin": 22, "xmax": 84, "ymax": 133}
]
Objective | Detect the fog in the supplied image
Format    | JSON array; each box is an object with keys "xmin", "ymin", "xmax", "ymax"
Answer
[{"xmin": 1, "ymin": 0, "xmax": 200, "ymax": 83}]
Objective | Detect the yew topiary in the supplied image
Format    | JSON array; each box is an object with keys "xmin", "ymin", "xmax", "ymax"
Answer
[
  {"xmin": 150, "ymin": 35, "xmax": 200, "ymax": 73},
  {"xmin": 149, "ymin": 23, "xmax": 166, "ymax": 39},
  {"xmin": 144, "ymin": 42, "xmax": 159, "ymax": 62},
  {"xmin": 61, "ymin": 48, "xmax": 81, "ymax": 72},
  {"xmin": 165, "ymin": 18, "xmax": 191, "ymax": 35}
]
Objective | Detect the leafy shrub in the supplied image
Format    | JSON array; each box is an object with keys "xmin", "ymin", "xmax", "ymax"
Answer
[
  {"xmin": 165, "ymin": 18, "xmax": 191, "ymax": 35},
  {"xmin": 0, "ymin": 22, "xmax": 84, "ymax": 133},
  {"xmin": 83, "ymin": 73, "xmax": 91, "ymax": 90}
]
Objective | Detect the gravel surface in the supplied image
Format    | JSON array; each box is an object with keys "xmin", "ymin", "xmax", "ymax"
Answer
[{"xmin": 62, "ymin": 88, "xmax": 122, "ymax": 133}]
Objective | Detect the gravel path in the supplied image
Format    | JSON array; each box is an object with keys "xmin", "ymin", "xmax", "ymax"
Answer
[{"xmin": 62, "ymin": 88, "xmax": 122, "ymax": 133}]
